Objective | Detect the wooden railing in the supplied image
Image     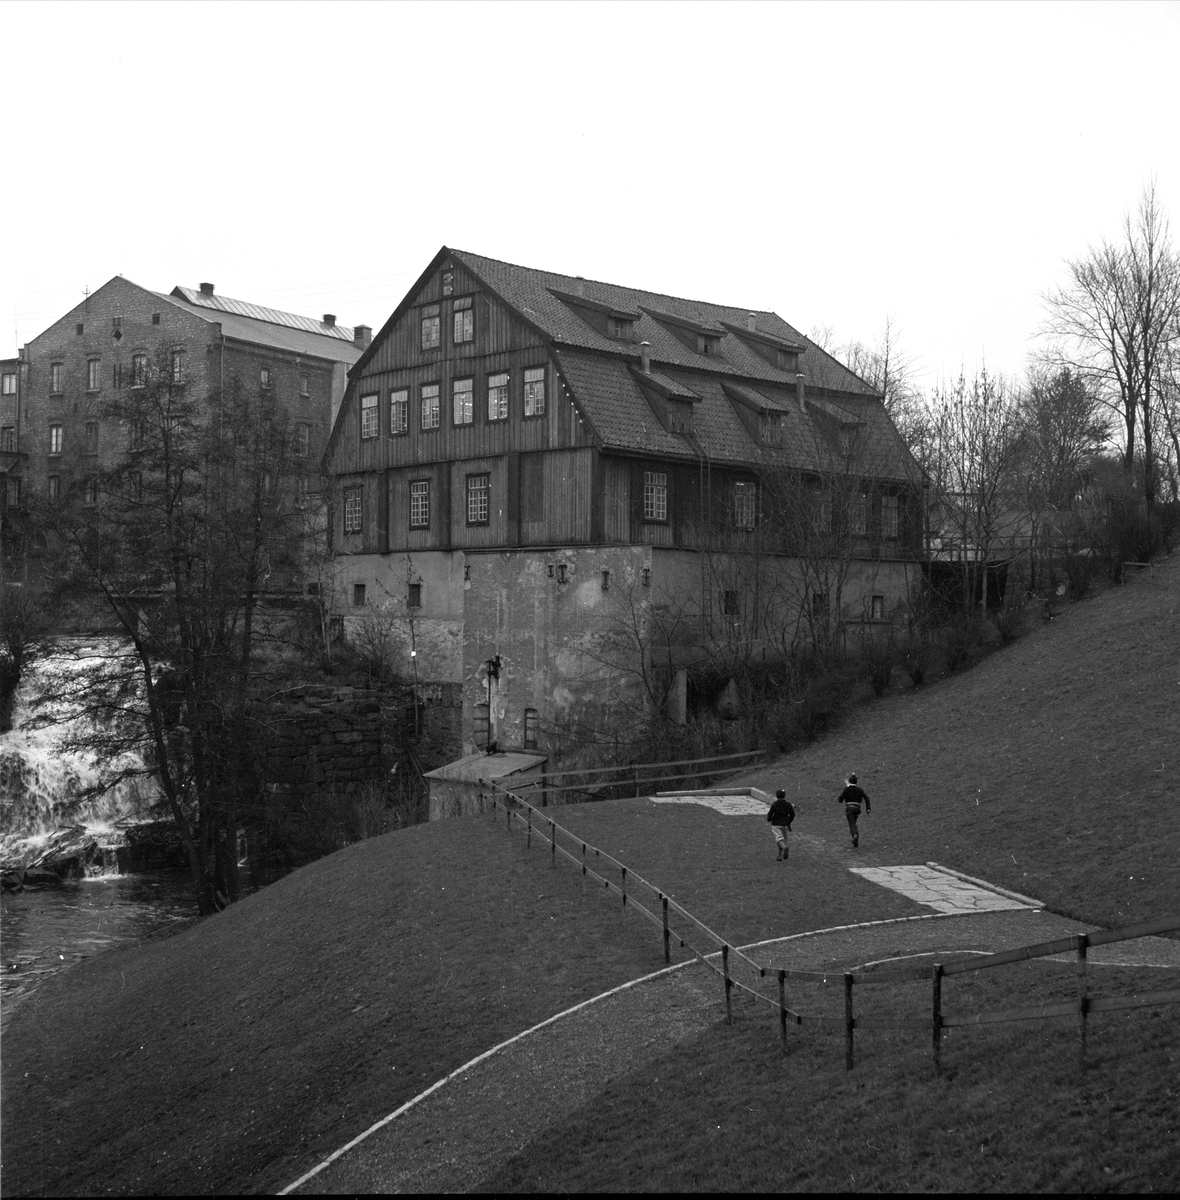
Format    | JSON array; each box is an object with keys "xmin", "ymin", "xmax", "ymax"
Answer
[{"xmin": 482, "ymin": 778, "xmax": 1179, "ymax": 1072}]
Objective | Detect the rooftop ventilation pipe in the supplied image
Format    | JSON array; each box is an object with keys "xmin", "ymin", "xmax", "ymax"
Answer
[
  {"xmin": 323, "ymin": 314, "xmax": 337, "ymax": 327},
  {"xmin": 199, "ymin": 282, "xmax": 215, "ymax": 296},
  {"xmin": 575, "ymin": 276, "xmax": 586, "ymax": 298},
  {"xmin": 747, "ymin": 312, "xmax": 757, "ymax": 331},
  {"xmin": 639, "ymin": 341, "xmax": 651, "ymax": 373},
  {"xmin": 795, "ymin": 372, "xmax": 806, "ymax": 413},
  {"xmin": 354, "ymin": 324, "xmax": 372, "ymax": 349}
]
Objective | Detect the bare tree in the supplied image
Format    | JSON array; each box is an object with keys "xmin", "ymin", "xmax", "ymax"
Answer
[{"xmin": 1042, "ymin": 184, "xmax": 1180, "ymax": 517}]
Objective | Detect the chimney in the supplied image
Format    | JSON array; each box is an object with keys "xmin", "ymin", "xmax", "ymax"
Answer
[
  {"xmin": 323, "ymin": 314, "xmax": 336, "ymax": 328},
  {"xmin": 795, "ymin": 372, "xmax": 806, "ymax": 413},
  {"xmin": 575, "ymin": 276, "xmax": 586, "ymax": 298},
  {"xmin": 746, "ymin": 312, "xmax": 757, "ymax": 331},
  {"xmin": 199, "ymin": 282, "xmax": 215, "ymax": 296},
  {"xmin": 639, "ymin": 341, "xmax": 651, "ymax": 374},
  {"xmin": 354, "ymin": 324, "xmax": 372, "ymax": 349}
]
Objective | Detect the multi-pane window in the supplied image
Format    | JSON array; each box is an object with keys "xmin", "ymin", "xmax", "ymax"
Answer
[
  {"xmin": 882, "ymin": 495, "xmax": 899, "ymax": 539},
  {"xmin": 112, "ymin": 362, "xmax": 123, "ymax": 390},
  {"xmin": 48, "ymin": 475, "xmax": 61, "ymax": 503},
  {"xmin": 487, "ymin": 373, "xmax": 509, "ymax": 421},
  {"xmin": 171, "ymin": 351, "xmax": 186, "ymax": 384},
  {"xmin": 260, "ymin": 366, "xmax": 271, "ymax": 391},
  {"xmin": 352, "ymin": 583, "xmax": 367, "ymax": 607},
  {"xmin": 360, "ymin": 393, "xmax": 379, "ymax": 439},
  {"xmin": 85, "ymin": 422, "xmax": 99, "ymax": 455},
  {"xmin": 49, "ymin": 423, "xmax": 63, "ymax": 454},
  {"xmin": 453, "ymin": 378, "xmax": 474, "ymax": 425},
  {"xmin": 87, "ymin": 359, "xmax": 101, "ymax": 390},
  {"xmin": 1, "ymin": 426, "xmax": 14, "ymax": 452},
  {"xmin": 407, "ymin": 582, "xmax": 422, "ymax": 608},
  {"xmin": 441, "ymin": 269, "xmax": 454, "ymax": 297},
  {"xmin": 851, "ymin": 493, "xmax": 867, "ymax": 536},
  {"xmin": 84, "ymin": 477, "xmax": 98, "ymax": 506},
  {"xmin": 294, "ymin": 423, "xmax": 311, "ymax": 456},
  {"xmin": 421, "ymin": 306, "xmax": 441, "ymax": 350},
  {"xmin": 1, "ymin": 372, "xmax": 16, "ymax": 395},
  {"xmin": 132, "ymin": 354, "xmax": 147, "ymax": 386},
  {"xmin": 524, "ymin": 707, "xmax": 539, "ymax": 750},
  {"xmin": 643, "ymin": 471, "xmax": 667, "ymax": 522},
  {"xmin": 51, "ymin": 363, "xmax": 63, "ymax": 393},
  {"xmin": 523, "ymin": 367, "xmax": 546, "ymax": 416},
  {"xmin": 421, "ymin": 383, "xmax": 440, "ymax": 430},
  {"xmin": 453, "ymin": 296, "xmax": 474, "ymax": 344},
  {"xmin": 409, "ymin": 480, "xmax": 430, "ymax": 528},
  {"xmin": 466, "ymin": 473, "xmax": 490, "ymax": 525},
  {"xmin": 343, "ymin": 487, "xmax": 363, "ymax": 534},
  {"xmin": 6, "ymin": 476, "xmax": 20, "ymax": 508},
  {"xmin": 761, "ymin": 413, "xmax": 783, "ymax": 445},
  {"xmin": 390, "ymin": 388, "xmax": 408, "ymax": 434},
  {"xmin": 733, "ymin": 481, "xmax": 756, "ymax": 529}
]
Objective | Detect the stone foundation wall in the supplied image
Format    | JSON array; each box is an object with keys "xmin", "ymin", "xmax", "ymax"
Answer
[{"xmin": 256, "ymin": 682, "xmax": 462, "ymax": 795}]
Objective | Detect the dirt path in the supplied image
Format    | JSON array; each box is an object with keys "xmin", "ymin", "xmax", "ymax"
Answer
[{"xmin": 287, "ymin": 906, "xmax": 1180, "ymax": 1194}]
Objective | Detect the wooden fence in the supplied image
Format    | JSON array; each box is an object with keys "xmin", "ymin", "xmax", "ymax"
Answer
[{"xmin": 482, "ymin": 779, "xmax": 1180, "ymax": 1072}]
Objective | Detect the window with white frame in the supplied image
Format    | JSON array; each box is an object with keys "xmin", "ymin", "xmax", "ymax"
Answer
[
  {"xmin": 851, "ymin": 492, "xmax": 867, "ymax": 536},
  {"xmin": 132, "ymin": 354, "xmax": 147, "ymax": 386},
  {"xmin": 421, "ymin": 384, "xmax": 440, "ymax": 430},
  {"xmin": 87, "ymin": 359, "xmax": 101, "ymax": 391},
  {"xmin": 343, "ymin": 487, "xmax": 363, "ymax": 533},
  {"xmin": 453, "ymin": 296, "xmax": 474, "ymax": 344},
  {"xmin": 421, "ymin": 306, "xmax": 441, "ymax": 350},
  {"xmin": 466, "ymin": 473, "xmax": 490, "ymax": 524},
  {"xmin": 409, "ymin": 480, "xmax": 430, "ymax": 528},
  {"xmin": 360, "ymin": 393, "xmax": 379, "ymax": 439},
  {"xmin": 487, "ymin": 373, "xmax": 509, "ymax": 422},
  {"xmin": 882, "ymin": 495, "xmax": 899, "ymax": 539},
  {"xmin": 523, "ymin": 366, "xmax": 546, "ymax": 417},
  {"xmin": 453, "ymin": 378, "xmax": 474, "ymax": 425},
  {"xmin": 1, "ymin": 426, "xmax": 14, "ymax": 452},
  {"xmin": 171, "ymin": 350, "xmax": 186, "ymax": 384},
  {"xmin": 733, "ymin": 481, "xmax": 756, "ymax": 529},
  {"xmin": 49, "ymin": 423, "xmax": 63, "ymax": 455},
  {"xmin": 390, "ymin": 388, "xmax": 409, "ymax": 435},
  {"xmin": 2, "ymin": 372, "xmax": 16, "ymax": 396},
  {"xmin": 643, "ymin": 470, "xmax": 667, "ymax": 522},
  {"xmin": 51, "ymin": 363, "xmax": 63, "ymax": 393},
  {"xmin": 260, "ymin": 366, "xmax": 271, "ymax": 391}
]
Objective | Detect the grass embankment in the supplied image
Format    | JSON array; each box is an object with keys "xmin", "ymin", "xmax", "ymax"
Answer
[
  {"xmin": 483, "ymin": 961, "xmax": 1180, "ymax": 1193},
  {"xmin": 2, "ymin": 556, "xmax": 1177, "ymax": 1195}
]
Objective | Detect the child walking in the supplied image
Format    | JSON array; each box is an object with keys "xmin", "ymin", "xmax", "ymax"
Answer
[
  {"xmin": 766, "ymin": 789, "xmax": 796, "ymax": 861},
  {"xmin": 836, "ymin": 774, "xmax": 870, "ymax": 847}
]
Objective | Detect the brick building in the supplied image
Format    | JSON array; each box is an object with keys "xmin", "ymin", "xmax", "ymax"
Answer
[
  {"xmin": 1, "ymin": 353, "xmax": 27, "ymax": 580},
  {"xmin": 10, "ymin": 276, "xmax": 369, "ymax": 528},
  {"xmin": 326, "ymin": 249, "xmax": 927, "ymax": 759}
]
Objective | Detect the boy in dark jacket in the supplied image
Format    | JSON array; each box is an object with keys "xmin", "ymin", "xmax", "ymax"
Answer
[
  {"xmin": 836, "ymin": 774, "xmax": 870, "ymax": 847},
  {"xmin": 767, "ymin": 789, "xmax": 796, "ymax": 861}
]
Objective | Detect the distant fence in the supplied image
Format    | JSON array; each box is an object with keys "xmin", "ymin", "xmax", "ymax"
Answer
[
  {"xmin": 482, "ymin": 778, "xmax": 1180, "ymax": 1073},
  {"xmin": 512, "ymin": 750, "xmax": 768, "ymax": 807}
]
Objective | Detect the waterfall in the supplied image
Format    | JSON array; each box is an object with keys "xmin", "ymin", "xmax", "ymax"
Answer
[{"xmin": 0, "ymin": 639, "xmax": 162, "ymax": 874}]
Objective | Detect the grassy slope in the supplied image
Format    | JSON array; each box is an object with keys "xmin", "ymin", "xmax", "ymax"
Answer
[{"xmin": 2, "ymin": 556, "xmax": 1176, "ymax": 1195}]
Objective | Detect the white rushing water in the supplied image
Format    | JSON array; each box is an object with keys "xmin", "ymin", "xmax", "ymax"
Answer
[{"xmin": 0, "ymin": 639, "xmax": 161, "ymax": 870}]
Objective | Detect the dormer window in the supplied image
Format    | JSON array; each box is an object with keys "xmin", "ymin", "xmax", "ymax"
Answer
[
  {"xmin": 548, "ymin": 288, "xmax": 640, "ymax": 343},
  {"xmin": 698, "ymin": 334, "xmax": 721, "ymax": 356},
  {"xmin": 608, "ymin": 315, "xmax": 634, "ymax": 340},
  {"xmin": 761, "ymin": 412, "xmax": 784, "ymax": 446},
  {"xmin": 668, "ymin": 400, "xmax": 693, "ymax": 435}
]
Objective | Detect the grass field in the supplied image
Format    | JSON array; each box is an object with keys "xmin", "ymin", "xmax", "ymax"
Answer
[{"xmin": 2, "ymin": 554, "xmax": 1177, "ymax": 1194}]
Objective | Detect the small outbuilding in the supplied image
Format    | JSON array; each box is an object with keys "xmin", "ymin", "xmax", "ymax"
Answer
[{"xmin": 425, "ymin": 751, "xmax": 547, "ymax": 820}]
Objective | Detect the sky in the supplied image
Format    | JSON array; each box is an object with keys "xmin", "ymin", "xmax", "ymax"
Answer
[{"xmin": 2, "ymin": 0, "xmax": 1177, "ymax": 391}]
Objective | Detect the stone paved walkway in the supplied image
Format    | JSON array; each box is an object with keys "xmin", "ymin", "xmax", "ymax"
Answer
[{"xmin": 849, "ymin": 863, "xmax": 1039, "ymax": 914}]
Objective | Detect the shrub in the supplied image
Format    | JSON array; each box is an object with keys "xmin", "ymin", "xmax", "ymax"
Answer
[{"xmin": 858, "ymin": 629, "xmax": 899, "ymax": 697}]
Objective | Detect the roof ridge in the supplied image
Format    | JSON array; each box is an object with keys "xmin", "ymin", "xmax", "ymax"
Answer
[{"xmin": 170, "ymin": 286, "xmax": 355, "ymax": 342}]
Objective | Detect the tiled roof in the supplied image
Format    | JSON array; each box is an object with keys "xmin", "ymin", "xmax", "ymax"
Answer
[
  {"xmin": 162, "ymin": 292, "xmax": 363, "ymax": 365},
  {"xmin": 170, "ymin": 287, "xmax": 357, "ymax": 342},
  {"xmin": 452, "ymin": 250, "xmax": 877, "ymax": 396}
]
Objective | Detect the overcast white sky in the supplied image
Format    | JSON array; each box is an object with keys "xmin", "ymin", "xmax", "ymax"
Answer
[{"xmin": 3, "ymin": 0, "xmax": 1177, "ymax": 389}]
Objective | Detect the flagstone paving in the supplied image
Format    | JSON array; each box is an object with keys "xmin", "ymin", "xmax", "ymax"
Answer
[{"xmin": 849, "ymin": 864, "xmax": 1039, "ymax": 914}]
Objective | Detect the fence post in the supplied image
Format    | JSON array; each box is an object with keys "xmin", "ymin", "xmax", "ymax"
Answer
[
  {"xmin": 844, "ymin": 973, "xmax": 855, "ymax": 1070},
  {"xmin": 550, "ymin": 820, "xmax": 556, "ymax": 867},
  {"xmin": 932, "ymin": 962, "xmax": 943, "ymax": 1074},
  {"xmin": 778, "ymin": 970, "xmax": 788, "ymax": 1056},
  {"xmin": 582, "ymin": 843, "xmax": 587, "ymax": 877},
  {"xmin": 662, "ymin": 895, "xmax": 670, "ymax": 964},
  {"xmin": 722, "ymin": 945, "xmax": 733, "ymax": 1025},
  {"xmin": 621, "ymin": 866, "xmax": 627, "ymax": 908},
  {"xmin": 507, "ymin": 797, "xmax": 511, "ymax": 831},
  {"xmin": 526, "ymin": 809, "xmax": 532, "ymax": 850},
  {"xmin": 1076, "ymin": 934, "xmax": 1089, "ymax": 1069},
  {"xmin": 633, "ymin": 764, "xmax": 640, "ymax": 797}
]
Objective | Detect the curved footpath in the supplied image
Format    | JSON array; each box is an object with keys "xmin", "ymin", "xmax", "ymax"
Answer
[{"xmin": 284, "ymin": 907, "xmax": 1180, "ymax": 1195}]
